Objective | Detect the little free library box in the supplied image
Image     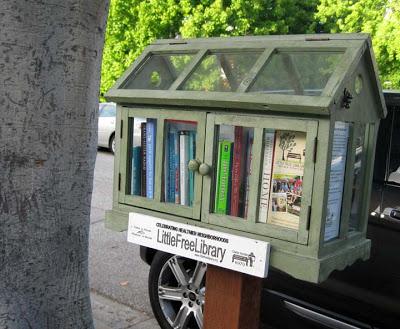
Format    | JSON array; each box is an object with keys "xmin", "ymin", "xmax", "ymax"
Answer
[{"xmin": 105, "ymin": 34, "xmax": 386, "ymax": 283}]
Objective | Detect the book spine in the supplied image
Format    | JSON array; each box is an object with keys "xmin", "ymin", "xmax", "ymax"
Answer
[
  {"xmin": 174, "ymin": 132, "xmax": 180, "ymax": 204},
  {"xmin": 179, "ymin": 131, "xmax": 189, "ymax": 206},
  {"xmin": 244, "ymin": 137, "xmax": 254, "ymax": 219},
  {"xmin": 167, "ymin": 132, "xmax": 175, "ymax": 203},
  {"xmin": 215, "ymin": 141, "xmax": 233, "ymax": 214},
  {"xmin": 230, "ymin": 126, "xmax": 244, "ymax": 217},
  {"xmin": 140, "ymin": 122, "xmax": 147, "ymax": 197},
  {"xmin": 258, "ymin": 130, "xmax": 275, "ymax": 223},
  {"xmin": 131, "ymin": 146, "xmax": 142, "ymax": 195},
  {"xmin": 188, "ymin": 131, "xmax": 196, "ymax": 207},
  {"xmin": 146, "ymin": 119, "xmax": 156, "ymax": 199}
]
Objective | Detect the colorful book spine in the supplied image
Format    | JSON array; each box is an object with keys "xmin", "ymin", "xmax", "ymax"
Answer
[
  {"xmin": 166, "ymin": 131, "xmax": 177, "ymax": 203},
  {"xmin": 244, "ymin": 136, "xmax": 254, "ymax": 219},
  {"xmin": 258, "ymin": 130, "xmax": 275, "ymax": 223},
  {"xmin": 188, "ymin": 131, "xmax": 196, "ymax": 207},
  {"xmin": 179, "ymin": 131, "xmax": 189, "ymax": 206},
  {"xmin": 174, "ymin": 132, "xmax": 180, "ymax": 204},
  {"xmin": 230, "ymin": 126, "xmax": 244, "ymax": 217},
  {"xmin": 215, "ymin": 140, "xmax": 233, "ymax": 214},
  {"xmin": 131, "ymin": 146, "xmax": 142, "ymax": 195},
  {"xmin": 146, "ymin": 119, "xmax": 156, "ymax": 199},
  {"xmin": 140, "ymin": 122, "xmax": 147, "ymax": 197}
]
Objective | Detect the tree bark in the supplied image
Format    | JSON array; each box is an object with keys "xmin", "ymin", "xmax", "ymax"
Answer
[{"xmin": 0, "ymin": 1, "xmax": 108, "ymax": 328}]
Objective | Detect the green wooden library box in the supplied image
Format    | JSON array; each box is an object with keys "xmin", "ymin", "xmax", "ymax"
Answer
[{"xmin": 105, "ymin": 34, "xmax": 386, "ymax": 283}]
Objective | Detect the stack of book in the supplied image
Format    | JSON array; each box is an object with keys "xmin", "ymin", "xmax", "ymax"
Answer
[
  {"xmin": 130, "ymin": 118, "xmax": 156, "ymax": 198},
  {"xmin": 214, "ymin": 126, "xmax": 253, "ymax": 218},
  {"xmin": 164, "ymin": 121, "xmax": 196, "ymax": 207}
]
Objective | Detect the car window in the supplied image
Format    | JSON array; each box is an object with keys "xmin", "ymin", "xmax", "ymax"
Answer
[
  {"xmin": 388, "ymin": 111, "xmax": 400, "ymax": 184},
  {"xmin": 100, "ymin": 104, "xmax": 116, "ymax": 117}
]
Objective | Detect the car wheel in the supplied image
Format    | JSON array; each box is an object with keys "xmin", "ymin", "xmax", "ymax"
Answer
[
  {"xmin": 109, "ymin": 133, "xmax": 115, "ymax": 154},
  {"xmin": 149, "ymin": 252, "xmax": 207, "ymax": 329}
]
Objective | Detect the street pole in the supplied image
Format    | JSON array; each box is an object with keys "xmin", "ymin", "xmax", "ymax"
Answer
[{"xmin": 203, "ymin": 265, "xmax": 263, "ymax": 329}]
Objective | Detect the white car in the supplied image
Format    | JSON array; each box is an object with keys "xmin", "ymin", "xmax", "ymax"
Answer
[{"xmin": 98, "ymin": 102, "xmax": 116, "ymax": 153}]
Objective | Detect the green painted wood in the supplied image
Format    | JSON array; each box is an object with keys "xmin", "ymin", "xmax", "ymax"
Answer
[
  {"xmin": 106, "ymin": 89, "xmax": 332, "ymax": 115},
  {"xmin": 297, "ymin": 120, "xmax": 318, "ymax": 245},
  {"xmin": 168, "ymin": 49, "xmax": 207, "ymax": 90},
  {"xmin": 118, "ymin": 107, "xmax": 129, "ymax": 204},
  {"xmin": 322, "ymin": 46, "xmax": 364, "ymax": 97},
  {"xmin": 200, "ymin": 113, "xmax": 217, "ymax": 224},
  {"xmin": 237, "ymin": 48, "xmax": 275, "ymax": 92},
  {"xmin": 359, "ymin": 123, "xmax": 378, "ymax": 235},
  {"xmin": 112, "ymin": 105, "xmax": 123, "ymax": 208},
  {"xmin": 307, "ymin": 119, "xmax": 331, "ymax": 256}
]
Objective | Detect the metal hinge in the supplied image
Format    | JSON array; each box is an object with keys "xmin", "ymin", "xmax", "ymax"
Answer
[
  {"xmin": 313, "ymin": 137, "xmax": 318, "ymax": 163},
  {"xmin": 120, "ymin": 120, "xmax": 123, "ymax": 139},
  {"xmin": 118, "ymin": 173, "xmax": 121, "ymax": 191},
  {"xmin": 306, "ymin": 206, "xmax": 312, "ymax": 230}
]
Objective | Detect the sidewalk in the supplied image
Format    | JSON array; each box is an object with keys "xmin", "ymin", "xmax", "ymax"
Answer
[{"xmin": 91, "ymin": 291, "xmax": 160, "ymax": 329}]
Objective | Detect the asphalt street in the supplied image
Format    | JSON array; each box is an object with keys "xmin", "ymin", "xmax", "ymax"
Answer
[{"xmin": 89, "ymin": 149, "xmax": 160, "ymax": 329}]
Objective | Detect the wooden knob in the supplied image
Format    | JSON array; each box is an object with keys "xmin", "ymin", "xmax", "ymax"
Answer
[
  {"xmin": 188, "ymin": 159, "xmax": 200, "ymax": 172},
  {"xmin": 199, "ymin": 163, "xmax": 211, "ymax": 176}
]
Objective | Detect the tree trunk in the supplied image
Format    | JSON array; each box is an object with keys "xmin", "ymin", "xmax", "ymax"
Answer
[{"xmin": 0, "ymin": 1, "xmax": 108, "ymax": 328}]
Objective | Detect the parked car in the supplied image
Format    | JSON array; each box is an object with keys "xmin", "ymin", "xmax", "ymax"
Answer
[
  {"xmin": 140, "ymin": 91, "xmax": 400, "ymax": 329},
  {"xmin": 98, "ymin": 102, "xmax": 116, "ymax": 153}
]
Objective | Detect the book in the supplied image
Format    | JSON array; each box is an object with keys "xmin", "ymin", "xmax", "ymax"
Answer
[
  {"xmin": 188, "ymin": 131, "xmax": 196, "ymax": 207},
  {"xmin": 243, "ymin": 135, "xmax": 254, "ymax": 219},
  {"xmin": 179, "ymin": 131, "xmax": 189, "ymax": 206},
  {"xmin": 268, "ymin": 130, "xmax": 306, "ymax": 230},
  {"xmin": 173, "ymin": 132, "xmax": 180, "ymax": 204},
  {"xmin": 215, "ymin": 140, "xmax": 233, "ymax": 214},
  {"xmin": 146, "ymin": 119, "xmax": 156, "ymax": 199},
  {"xmin": 258, "ymin": 130, "xmax": 276, "ymax": 223},
  {"xmin": 140, "ymin": 122, "xmax": 147, "ymax": 197},
  {"xmin": 131, "ymin": 146, "xmax": 142, "ymax": 195},
  {"xmin": 230, "ymin": 126, "xmax": 245, "ymax": 217},
  {"xmin": 166, "ymin": 131, "xmax": 178, "ymax": 203}
]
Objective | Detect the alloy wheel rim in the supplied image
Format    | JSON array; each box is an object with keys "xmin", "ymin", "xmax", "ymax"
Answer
[{"xmin": 158, "ymin": 256, "xmax": 207, "ymax": 329}]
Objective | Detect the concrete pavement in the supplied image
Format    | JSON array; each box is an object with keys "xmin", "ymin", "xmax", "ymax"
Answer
[{"xmin": 89, "ymin": 150, "xmax": 160, "ymax": 329}]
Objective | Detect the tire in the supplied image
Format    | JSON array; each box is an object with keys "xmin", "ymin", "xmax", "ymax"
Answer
[
  {"xmin": 109, "ymin": 133, "xmax": 115, "ymax": 154},
  {"xmin": 148, "ymin": 252, "xmax": 207, "ymax": 329}
]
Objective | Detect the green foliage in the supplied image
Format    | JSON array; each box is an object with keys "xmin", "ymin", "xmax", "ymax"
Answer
[{"xmin": 316, "ymin": 0, "xmax": 400, "ymax": 89}]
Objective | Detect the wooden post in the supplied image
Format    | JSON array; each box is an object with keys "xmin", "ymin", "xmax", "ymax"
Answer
[{"xmin": 203, "ymin": 265, "xmax": 263, "ymax": 329}]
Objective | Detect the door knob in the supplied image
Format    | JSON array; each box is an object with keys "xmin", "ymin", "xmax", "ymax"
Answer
[
  {"xmin": 199, "ymin": 163, "xmax": 211, "ymax": 176},
  {"xmin": 188, "ymin": 159, "xmax": 200, "ymax": 172}
]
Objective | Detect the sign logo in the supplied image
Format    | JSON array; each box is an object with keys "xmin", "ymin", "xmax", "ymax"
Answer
[{"xmin": 232, "ymin": 251, "xmax": 256, "ymax": 267}]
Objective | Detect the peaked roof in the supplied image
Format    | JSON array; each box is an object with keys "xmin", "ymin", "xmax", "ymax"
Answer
[{"xmin": 106, "ymin": 33, "xmax": 385, "ymax": 117}]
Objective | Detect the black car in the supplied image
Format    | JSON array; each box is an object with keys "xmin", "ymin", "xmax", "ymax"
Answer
[{"xmin": 140, "ymin": 91, "xmax": 400, "ymax": 329}]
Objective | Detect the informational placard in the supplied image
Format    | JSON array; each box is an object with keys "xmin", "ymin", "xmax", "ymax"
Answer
[
  {"xmin": 324, "ymin": 122, "xmax": 349, "ymax": 241},
  {"xmin": 128, "ymin": 213, "xmax": 270, "ymax": 278}
]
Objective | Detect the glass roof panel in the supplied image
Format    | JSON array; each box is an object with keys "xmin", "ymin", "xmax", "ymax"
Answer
[
  {"xmin": 249, "ymin": 51, "xmax": 343, "ymax": 96},
  {"xmin": 180, "ymin": 52, "xmax": 262, "ymax": 92},
  {"xmin": 121, "ymin": 53, "xmax": 196, "ymax": 90}
]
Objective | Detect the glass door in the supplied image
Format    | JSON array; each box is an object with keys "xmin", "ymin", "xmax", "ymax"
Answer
[
  {"xmin": 202, "ymin": 113, "xmax": 318, "ymax": 244},
  {"xmin": 119, "ymin": 108, "xmax": 206, "ymax": 219}
]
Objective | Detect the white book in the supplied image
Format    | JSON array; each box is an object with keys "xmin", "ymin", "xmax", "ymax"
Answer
[
  {"xmin": 179, "ymin": 132, "xmax": 189, "ymax": 206},
  {"xmin": 258, "ymin": 130, "xmax": 275, "ymax": 223}
]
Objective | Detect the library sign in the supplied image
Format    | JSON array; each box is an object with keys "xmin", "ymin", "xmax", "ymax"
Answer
[{"xmin": 128, "ymin": 213, "xmax": 270, "ymax": 278}]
